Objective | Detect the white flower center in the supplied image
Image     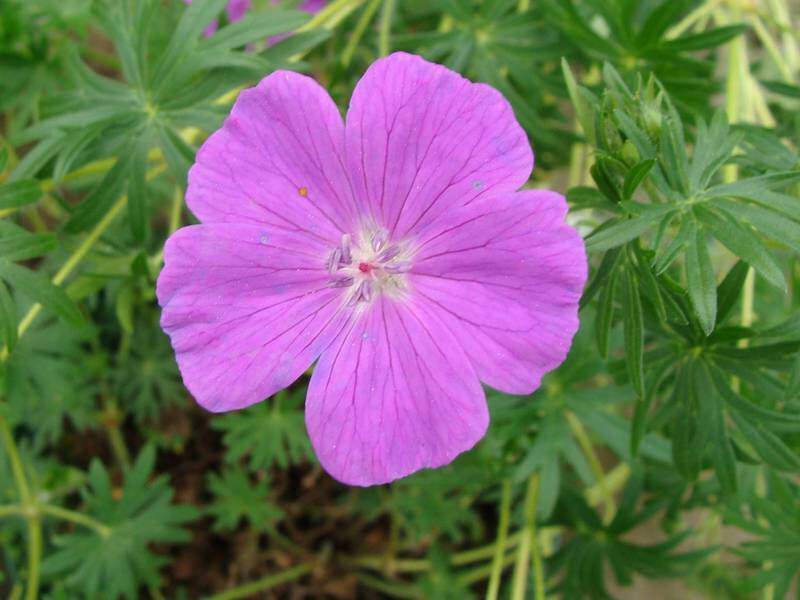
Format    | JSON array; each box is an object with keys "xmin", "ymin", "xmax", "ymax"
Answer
[{"xmin": 327, "ymin": 228, "xmax": 411, "ymax": 304}]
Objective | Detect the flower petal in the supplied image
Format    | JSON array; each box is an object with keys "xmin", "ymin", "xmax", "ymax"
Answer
[
  {"xmin": 345, "ymin": 52, "xmax": 533, "ymax": 238},
  {"xmin": 187, "ymin": 70, "xmax": 357, "ymax": 241},
  {"xmin": 157, "ymin": 224, "xmax": 348, "ymax": 412},
  {"xmin": 410, "ymin": 190, "xmax": 587, "ymax": 395},
  {"xmin": 306, "ymin": 296, "xmax": 488, "ymax": 486}
]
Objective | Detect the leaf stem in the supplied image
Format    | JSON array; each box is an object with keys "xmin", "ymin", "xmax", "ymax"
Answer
[
  {"xmin": 510, "ymin": 473, "xmax": 541, "ymax": 600},
  {"xmin": 205, "ymin": 563, "xmax": 312, "ymax": 600},
  {"xmin": 379, "ymin": 0, "xmax": 396, "ymax": 57},
  {"xmin": 25, "ymin": 517, "xmax": 41, "ymax": 600},
  {"xmin": 0, "ymin": 163, "xmax": 166, "ymax": 362},
  {"xmin": 0, "ymin": 416, "xmax": 31, "ymax": 503},
  {"xmin": 486, "ymin": 479, "xmax": 513, "ymax": 600},
  {"xmin": 565, "ymin": 411, "xmax": 614, "ymax": 523},
  {"xmin": 341, "ymin": 0, "xmax": 381, "ymax": 67}
]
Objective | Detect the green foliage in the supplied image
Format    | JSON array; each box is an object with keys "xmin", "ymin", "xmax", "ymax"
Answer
[
  {"xmin": 1, "ymin": 0, "xmax": 799, "ymax": 598},
  {"xmin": 41, "ymin": 446, "xmax": 198, "ymax": 599},
  {"xmin": 206, "ymin": 469, "xmax": 283, "ymax": 533},
  {"xmin": 214, "ymin": 391, "xmax": 314, "ymax": 471}
]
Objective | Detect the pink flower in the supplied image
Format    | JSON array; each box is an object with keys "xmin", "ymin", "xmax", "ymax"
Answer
[{"xmin": 157, "ymin": 53, "xmax": 587, "ymax": 486}]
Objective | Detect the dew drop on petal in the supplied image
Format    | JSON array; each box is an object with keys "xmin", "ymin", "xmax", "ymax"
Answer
[{"xmin": 259, "ymin": 234, "xmax": 269, "ymax": 244}]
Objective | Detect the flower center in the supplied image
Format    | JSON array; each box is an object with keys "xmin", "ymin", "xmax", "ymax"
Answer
[{"xmin": 326, "ymin": 229, "xmax": 411, "ymax": 304}]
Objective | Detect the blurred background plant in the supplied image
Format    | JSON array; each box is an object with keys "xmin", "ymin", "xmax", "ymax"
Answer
[{"xmin": 1, "ymin": 0, "xmax": 799, "ymax": 598}]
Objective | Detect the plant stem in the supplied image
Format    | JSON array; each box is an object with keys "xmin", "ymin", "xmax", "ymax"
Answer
[
  {"xmin": 341, "ymin": 0, "xmax": 381, "ymax": 66},
  {"xmin": 379, "ymin": 0, "xmax": 396, "ymax": 57},
  {"xmin": 667, "ymin": 0, "xmax": 725, "ymax": 38},
  {"xmin": 0, "ymin": 416, "xmax": 31, "ymax": 503},
  {"xmin": 486, "ymin": 480, "xmax": 513, "ymax": 600},
  {"xmin": 510, "ymin": 473, "xmax": 541, "ymax": 600},
  {"xmin": 205, "ymin": 563, "xmax": 312, "ymax": 600},
  {"xmin": 41, "ymin": 504, "xmax": 112, "ymax": 537},
  {"xmin": 25, "ymin": 517, "xmax": 41, "ymax": 600},
  {"xmin": 565, "ymin": 411, "xmax": 614, "ymax": 523},
  {"xmin": 0, "ymin": 163, "xmax": 166, "ymax": 362}
]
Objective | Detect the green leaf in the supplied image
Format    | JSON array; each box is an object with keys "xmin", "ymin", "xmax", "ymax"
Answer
[
  {"xmin": 595, "ymin": 263, "xmax": 618, "ymax": 358},
  {"xmin": 157, "ymin": 125, "xmax": 195, "ymax": 185},
  {"xmin": 621, "ymin": 268, "xmax": 644, "ymax": 397},
  {"xmin": 585, "ymin": 207, "xmax": 674, "ymax": 252},
  {"xmin": 716, "ymin": 260, "xmax": 749, "ymax": 325},
  {"xmin": 41, "ymin": 447, "xmax": 198, "ymax": 599},
  {"xmin": 703, "ymin": 170, "xmax": 800, "ymax": 199},
  {"xmin": 657, "ymin": 24, "xmax": 747, "ymax": 52},
  {"xmin": 695, "ymin": 205, "xmax": 786, "ymax": 291},
  {"xmin": 206, "ymin": 469, "xmax": 283, "ymax": 533},
  {"xmin": 0, "ymin": 280, "xmax": 16, "ymax": 351},
  {"xmin": 731, "ymin": 410, "xmax": 800, "ymax": 471},
  {"xmin": 685, "ymin": 227, "xmax": 717, "ymax": 335},
  {"xmin": 213, "ymin": 393, "xmax": 314, "ymax": 471},
  {"xmin": 0, "ymin": 223, "xmax": 57, "ymax": 261},
  {"xmin": 0, "ymin": 180, "xmax": 41, "ymax": 210},
  {"xmin": 581, "ymin": 246, "xmax": 622, "ymax": 309},
  {"xmin": 63, "ymin": 153, "xmax": 132, "ymax": 234},
  {"xmin": 151, "ymin": 0, "xmax": 228, "ymax": 89},
  {"xmin": 653, "ymin": 217, "xmax": 692, "ymax": 275},
  {"xmin": 562, "ymin": 58, "xmax": 596, "ymax": 144},
  {"xmin": 713, "ymin": 199, "xmax": 800, "ymax": 254},
  {"xmin": 567, "ymin": 186, "xmax": 611, "ymax": 210},
  {"xmin": 0, "ymin": 260, "xmax": 83, "ymax": 327},
  {"xmin": 703, "ymin": 363, "xmax": 737, "ymax": 494},
  {"xmin": 128, "ymin": 141, "xmax": 148, "ymax": 244},
  {"xmin": 672, "ymin": 367, "xmax": 704, "ymax": 480},
  {"xmin": 622, "ymin": 159, "xmax": 656, "ymax": 200},
  {"xmin": 711, "ymin": 367, "xmax": 800, "ymax": 431},
  {"xmin": 199, "ymin": 10, "xmax": 309, "ymax": 52},
  {"xmin": 786, "ymin": 355, "xmax": 800, "ymax": 401}
]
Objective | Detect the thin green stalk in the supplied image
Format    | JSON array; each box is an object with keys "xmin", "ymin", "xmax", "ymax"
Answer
[
  {"xmin": 25, "ymin": 517, "xmax": 41, "ymax": 600},
  {"xmin": 486, "ymin": 480, "xmax": 513, "ymax": 600},
  {"xmin": 530, "ymin": 491, "xmax": 545, "ymax": 600},
  {"xmin": 667, "ymin": 0, "xmax": 725, "ymax": 38},
  {"xmin": 510, "ymin": 474, "xmax": 541, "ymax": 600},
  {"xmin": 565, "ymin": 411, "xmax": 614, "ymax": 523},
  {"xmin": 0, "ymin": 503, "xmax": 111, "ymax": 537},
  {"xmin": 103, "ymin": 401, "xmax": 131, "ymax": 469},
  {"xmin": 0, "ymin": 163, "xmax": 167, "ymax": 362},
  {"xmin": 298, "ymin": 0, "xmax": 365, "ymax": 33},
  {"xmin": 342, "ymin": 0, "xmax": 381, "ymax": 66},
  {"xmin": 749, "ymin": 16, "xmax": 794, "ymax": 82},
  {"xmin": 379, "ymin": 0, "xmax": 396, "ymax": 57},
  {"xmin": 40, "ymin": 504, "xmax": 112, "ymax": 537},
  {"xmin": 459, "ymin": 552, "xmax": 516, "ymax": 587},
  {"xmin": 205, "ymin": 563, "xmax": 312, "ymax": 600},
  {"xmin": 0, "ymin": 416, "xmax": 31, "ymax": 503},
  {"xmin": 356, "ymin": 573, "xmax": 419, "ymax": 599}
]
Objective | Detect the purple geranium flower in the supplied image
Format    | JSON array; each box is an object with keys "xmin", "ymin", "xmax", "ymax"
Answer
[{"xmin": 157, "ymin": 53, "xmax": 587, "ymax": 486}]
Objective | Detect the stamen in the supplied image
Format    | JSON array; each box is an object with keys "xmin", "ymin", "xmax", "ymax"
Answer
[
  {"xmin": 383, "ymin": 261, "xmax": 411, "ymax": 274},
  {"xmin": 371, "ymin": 229, "xmax": 389, "ymax": 251},
  {"xmin": 340, "ymin": 234, "xmax": 352, "ymax": 264},
  {"xmin": 330, "ymin": 274, "xmax": 354, "ymax": 288},
  {"xmin": 326, "ymin": 247, "xmax": 342, "ymax": 273}
]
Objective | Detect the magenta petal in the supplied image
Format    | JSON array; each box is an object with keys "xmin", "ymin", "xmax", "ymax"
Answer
[
  {"xmin": 345, "ymin": 52, "xmax": 533, "ymax": 238},
  {"xmin": 157, "ymin": 224, "xmax": 348, "ymax": 412},
  {"xmin": 410, "ymin": 190, "xmax": 587, "ymax": 394},
  {"xmin": 306, "ymin": 297, "xmax": 488, "ymax": 486},
  {"xmin": 187, "ymin": 71, "xmax": 357, "ymax": 240}
]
